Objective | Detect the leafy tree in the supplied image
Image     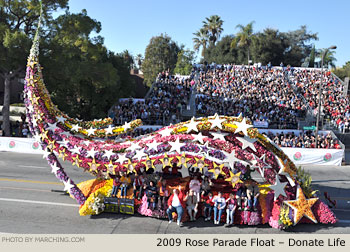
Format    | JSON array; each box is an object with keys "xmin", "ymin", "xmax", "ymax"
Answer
[
  {"xmin": 174, "ymin": 49, "xmax": 194, "ymax": 75},
  {"xmin": 41, "ymin": 10, "xmax": 135, "ymax": 120},
  {"xmin": 231, "ymin": 21, "xmax": 255, "ymax": 65},
  {"xmin": 317, "ymin": 48, "xmax": 337, "ymax": 69},
  {"xmin": 0, "ymin": 0, "xmax": 68, "ymax": 136},
  {"xmin": 142, "ymin": 33, "xmax": 180, "ymax": 86},
  {"xmin": 204, "ymin": 35, "xmax": 238, "ymax": 64},
  {"xmin": 333, "ymin": 61, "xmax": 350, "ymax": 80},
  {"xmin": 309, "ymin": 45, "xmax": 316, "ymax": 67},
  {"xmin": 281, "ymin": 25, "xmax": 318, "ymax": 66},
  {"xmin": 202, "ymin": 15, "xmax": 224, "ymax": 46},
  {"xmin": 193, "ymin": 27, "xmax": 209, "ymax": 58},
  {"xmin": 135, "ymin": 53, "xmax": 143, "ymax": 70}
]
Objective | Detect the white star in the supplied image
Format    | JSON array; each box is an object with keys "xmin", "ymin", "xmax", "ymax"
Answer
[
  {"xmin": 33, "ymin": 134, "xmax": 41, "ymax": 143},
  {"xmin": 158, "ymin": 127, "xmax": 173, "ymax": 137},
  {"xmin": 185, "ymin": 117, "xmax": 199, "ymax": 133},
  {"xmin": 63, "ymin": 178, "xmax": 75, "ymax": 193},
  {"xmin": 42, "ymin": 148, "xmax": 51, "ymax": 159},
  {"xmin": 117, "ymin": 153, "xmax": 129, "ymax": 165},
  {"xmin": 258, "ymin": 154, "xmax": 272, "ymax": 169},
  {"xmin": 191, "ymin": 132, "xmax": 206, "ymax": 144},
  {"xmin": 234, "ymin": 118, "xmax": 253, "ymax": 136},
  {"xmin": 269, "ymin": 176, "xmax": 288, "ymax": 200},
  {"xmin": 169, "ymin": 138, "xmax": 186, "ymax": 154},
  {"xmin": 86, "ymin": 148, "xmax": 98, "ymax": 158},
  {"xmin": 105, "ymin": 125, "xmax": 114, "ymax": 135},
  {"xmin": 147, "ymin": 140, "xmax": 159, "ymax": 151},
  {"xmin": 126, "ymin": 142, "xmax": 141, "ymax": 152},
  {"xmin": 51, "ymin": 162, "xmax": 60, "ymax": 174},
  {"xmin": 56, "ymin": 116, "xmax": 66, "ymax": 124},
  {"xmin": 209, "ymin": 114, "xmax": 225, "ymax": 130},
  {"xmin": 57, "ymin": 139, "xmax": 69, "ymax": 148},
  {"xmin": 86, "ymin": 127, "xmax": 96, "ymax": 136},
  {"xmin": 103, "ymin": 150, "xmax": 115, "ymax": 160},
  {"xmin": 83, "ymin": 140, "xmax": 91, "ymax": 146},
  {"xmin": 27, "ymin": 105, "xmax": 34, "ymax": 113},
  {"xmin": 278, "ymin": 159, "xmax": 296, "ymax": 187},
  {"xmin": 70, "ymin": 146, "xmax": 81, "ymax": 155},
  {"xmin": 71, "ymin": 124, "xmax": 81, "ymax": 132},
  {"xmin": 236, "ymin": 136, "xmax": 257, "ymax": 152},
  {"xmin": 47, "ymin": 122, "xmax": 58, "ymax": 132},
  {"xmin": 223, "ymin": 150, "xmax": 248, "ymax": 169},
  {"xmin": 133, "ymin": 149, "xmax": 146, "ymax": 161},
  {"xmin": 200, "ymin": 141, "xmax": 212, "ymax": 157},
  {"xmin": 211, "ymin": 131, "xmax": 228, "ymax": 141},
  {"xmin": 60, "ymin": 131, "xmax": 71, "ymax": 137},
  {"xmin": 32, "ymin": 116, "xmax": 38, "ymax": 127},
  {"xmin": 123, "ymin": 121, "xmax": 132, "ymax": 131}
]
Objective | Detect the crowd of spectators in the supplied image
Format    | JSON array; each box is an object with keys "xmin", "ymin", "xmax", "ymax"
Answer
[
  {"xmin": 194, "ymin": 64, "xmax": 307, "ymax": 129},
  {"xmin": 289, "ymin": 69, "xmax": 350, "ymax": 133},
  {"xmin": 265, "ymin": 130, "xmax": 342, "ymax": 149},
  {"xmin": 111, "ymin": 71, "xmax": 193, "ymax": 126}
]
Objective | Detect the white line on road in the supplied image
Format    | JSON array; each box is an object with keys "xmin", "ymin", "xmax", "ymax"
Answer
[
  {"xmin": 0, "ymin": 197, "xmax": 79, "ymax": 207},
  {"xmin": 17, "ymin": 165, "xmax": 46, "ymax": 169},
  {"xmin": 338, "ymin": 220, "xmax": 350, "ymax": 224}
]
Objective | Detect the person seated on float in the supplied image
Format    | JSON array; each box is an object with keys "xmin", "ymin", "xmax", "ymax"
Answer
[
  {"xmin": 236, "ymin": 183, "xmax": 248, "ymax": 211},
  {"xmin": 146, "ymin": 180, "xmax": 158, "ymax": 210},
  {"xmin": 120, "ymin": 171, "xmax": 131, "ymax": 198},
  {"xmin": 202, "ymin": 191, "xmax": 214, "ymax": 221},
  {"xmin": 225, "ymin": 192, "xmax": 237, "ymax": 227},
  {"xmin": 133, "ymin": 172, "xmax": 145, "ymax": 200},
  {"xmin": 196, "ymin": 160, "xmax": 205, "ymax": 177},
  {"xmin": 111, "ymin": 173, "xmax": 121, "ymax": 198},
  {"xmin": 171, "ymin": 162, "xmax": 182, "ymax": 178},
  {"xmin": 189, "ymin": 175, "xmax": 201, "ymax": 201},
  {"xmin": 184, "ymin": 189, "xmax": 199, "ymax": 221},
  {"xmin": 201, "ymin": 176, "xmax": 212, "ymax": 197},
  {"xmin": 212, "ymin": 191, "xmax": 226, "ymax": 225},
  {"xmin": 246, "ymin": 180, "xmax": 260, "ymax": 212},
  {"xmin": 167, "ymin": 185, "xmax": 185, "ymax": 226},
  {"xmin": 157, "ymin": 177, "xmax": 169, "ymax": 209}
]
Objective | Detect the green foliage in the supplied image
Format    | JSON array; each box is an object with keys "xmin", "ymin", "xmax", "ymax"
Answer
[
  {"xmin": 142, "ymin": 33, "xmax": 180, "ymax": 86},
  {"xmin": 296, "ymin": 166, "xmax": 318, "ymax": 198},
  {"xmin": 333, "ymin": 61, "xmax": 350, "ymax": 80},
  {"xmin": 231, "ymin": 21, "xmax": 255, "ymax": 65},
  {"xmin": 174, "ymin": 49, "xmax": 194, "ymax": 75},
  {"xmin": 193, "ymin": 27, "xmax": 209, "ymax": 58},
  {"xmin": 204, "ymin": 35, "xmax": 238, "ymax": 64},
  {"xmin": 317, "ymin": 48, "xmax": 337, "ymax": 69},
  {"xmin": 202, "ymin": 15, "xmax": 224, "ymax": 46},
  {"xmin": 309, "ymin": 45, "xmax": 316, "ymax": 67}
]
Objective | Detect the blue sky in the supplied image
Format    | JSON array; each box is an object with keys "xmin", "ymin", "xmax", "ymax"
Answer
[{"xmin": 59, "ymin": 0, "xmax": 349, "ymax": 67}]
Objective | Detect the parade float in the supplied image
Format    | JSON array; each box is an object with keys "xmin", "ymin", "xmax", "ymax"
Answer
[{"xmin": 23, "ymin": 3, "xmax": 337, "ymax": 229}]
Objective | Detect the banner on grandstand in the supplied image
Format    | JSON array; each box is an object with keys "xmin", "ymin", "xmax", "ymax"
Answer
[
  {"xmin": 253, "ymin": 120, "xmax": 269, "ymax": 128},
  {"xmin": 281, "ymin": 147, "xmax": 344, "ymax": 166},
  {"xmin": 0, "ymin": 137, "xmax": 43, "ymax": 154}
]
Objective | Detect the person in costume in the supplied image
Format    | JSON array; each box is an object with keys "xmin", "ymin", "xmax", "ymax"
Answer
[
  {"xmin": 184, "ymin": 189, "xmax": 198, "ymax": 221},
  {"xmin": 166, "ymin": 185, "xmax": 185, "ymax": 226},
  {"xmin": 212, "ymin": 191, "xmax": 226, "ymax": 225},
  {"xmin": 225, "ymin": 192, "xmax": 237, "ymax": 227},
  {"xmin": 189, "ymin": 175, "xmax": 201, "ymax": 201},
  {"xmin": 246, "ymin": 180, "xmax": 260, "ymax": 211},
  {"xmin": 202, "ymin": 191, "xmax": 214, "ymax": 221}
]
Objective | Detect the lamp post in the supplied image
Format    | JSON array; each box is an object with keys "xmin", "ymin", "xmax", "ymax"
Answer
[{"xmin": 315, "ymin": 45, "xmax": 337, "ymax": 148}]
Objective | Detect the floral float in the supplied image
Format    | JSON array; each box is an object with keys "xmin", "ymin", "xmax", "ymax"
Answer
[{"xmin": 22, "ymin": 4, "xmax": 337, "ymax": 229}]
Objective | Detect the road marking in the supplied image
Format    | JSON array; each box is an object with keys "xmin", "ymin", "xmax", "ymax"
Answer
[
  {"xmin": 0, "ymin": 178, "xmax": 62, "ymax": 185},
  {"xmin": 0, "ymin": 186, "xmax": 52, "ymax": 193},
  {"xmin": 338, "ymin": 220, "xmax": 350, "ymax": 224},
  {"xmin": 0, "ymin": 197, "xmax": 79, "ymax": 207},
  {"xmin": 18, "ymin": 165, "xmax": 46, "ymax": 169}
]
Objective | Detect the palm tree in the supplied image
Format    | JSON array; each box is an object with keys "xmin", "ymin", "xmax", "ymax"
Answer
[
  {"xmin": 231, "ymin": 21, "xmax": 255, "ymax": 65},
  {"xmin": 135, "ymin": 53, "xmax": 143, "ymax": 70},
  {"xmin": 317, "ymin": 48, "xmax": 337, "ymax": 69},
  {"xmin": 193, "ymin": 28, "xmax": 209, "ymax": 58},
  {"xmin": 202, "ymin": 15, "xmax": 224, "ymax": 45}
]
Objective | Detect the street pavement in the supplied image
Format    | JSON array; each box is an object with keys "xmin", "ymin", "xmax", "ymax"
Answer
[{"xmin": 0, "ymin": 152, "xmax": 349, "ymax": 234}]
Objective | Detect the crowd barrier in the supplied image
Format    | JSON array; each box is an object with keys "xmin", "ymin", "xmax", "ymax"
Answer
[{"xmin": 0, "ymin": 134, "xmax": 344, "ymax": 165}]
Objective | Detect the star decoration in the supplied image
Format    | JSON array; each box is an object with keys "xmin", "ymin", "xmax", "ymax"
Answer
[
  {"xmin": 147, "ymin": 140, "xmax": 159, "ymax": 152},
  {"xmin": 133, "ymin": 149, "xmax": 146, "ymax": 162},
  {"xmin": 123, "ymin": 121, "xmax": 131, "ymax": 131},
  {"xmin": 208, "ymin": 163, "xmax": 225, "ymax": 179},
  {"xmin": 33, "ymin": 133, "xmax": 42, "ymax": 143},
  {"xmin": 191, "ymin": 132, "xmax": 206, "ymax": 144},
  {"xmin": 225, "ymin": 171, "xmax": 243, "ymax": 187},
  {"xmin": 83, "ymin": 140, "xmax": 91, "ymax": 146},
  {"xmin": 59, "ymin": 149, "xmax": 68, "ymax": 161},
  {"xmin": 71, "ymin": 124, "xmax": 81, "ymax": 132},
  {"xmin": 185, "ymin": 117, "xmax": 199, "ymax": 133},
  {"xmin": 283, "ymin": 186, "xmax": 318, "ymax": 225},
  {"xmin": 236, "ymin": 136, "xmax": 257, "ymax": 152},
  {"xmin": 86, "ymin": 127, "xmax": 96, "ymax": 136},
  {"xmin": 200, "ymin": 141, "xmax": 212, "ymax": 157},
  {"xmin": 143, "ymin": 156, "xmax": 155, "ymax": 171},
  {"xmin": 268, "ymin": 176, "xmax": 288, "ymax": 200},
  {"xmin": 56, "ymin": 116, "xmax": 66, "ymax": 124},
  {"xmin": 194, "ymin": 156, "xmax": 206, "ymax": 172},
  {"xmin": 70, "ymin": 146, "xmax": 81, "ymax": 155},
  {"xmin": 209, "ymin": 113, "xmax": 225, "ymax": 129},
  {"xmin": 158, "ymin": 127, "xmax": 173, "ymax": 137},
  {"xmin": 63, "ymin": 178, "xmax": 75, "ymax": 193},
  {"xmin": 168, "ymin": 137, "xmax": 186, "ymax": 154},
  {"xmin": 211, "ymin": 131, "xmax": 228, "ymax": 141},
  {"xmin": 86, "ymin": 148, "xmax": 98, "ymax": 158},
  {"xmin": 88, "ymin": 158, "xmax": 100, "ymax": 171},
  {"xmin": 278, "ymin": 159, "xmax": 296, "ymax": 187},
  {"xmin": 51, "ymin": 162, "xmax": 60, "ymax": 174},
  {"xmin": 42, "ymin": 148, "xmax": 51, "ymax": 159},
  {"xmin": 160, "ymin": 153, "xmax": 172, "ymax": 167},
  {"xmin": 105, "ymin": 160, "xmax": 118, "ymax": 174},
  {"xmin": 116, "ymin": 153, "xmax": 129, "ymax": 165},
  {"xmin": 103, "ymin": 149, "xmax": 115, "ymax": 160},
  {"xmin": 126, "ymin": 141, "xmax": 141, "ymax": 152},
  {"xmin": 60, "ymin": 131, "xmax": 71, "ymax": 137},
  {"xmin": 72, "ymin": 155, "xmax": 82, "ymax": 168},
  {"xmin": 177, "ymin": 153, "xmax": 192, "ymax": 168},
  {"xmin": 223, "ymin": 150, "xmax": 247, "ymax": 169},
  {"xmin": 234, "ymin": 117, "xmax": 253, "ymax": 136},
  {"xmin": 105, "ymin": 125, "xmax": 114, "ymax": 135},
  {"xmin": 57, "ymin": 139, "xmax": 69, "ymax": 148},
  {"xmin": 125, "ymin": 161, "xmax": 136, "ymax": 174}
]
